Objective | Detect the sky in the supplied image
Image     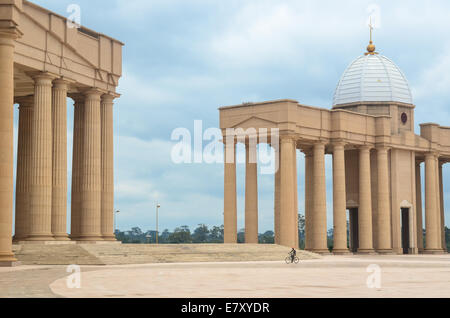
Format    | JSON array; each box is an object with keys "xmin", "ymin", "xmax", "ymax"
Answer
[{"xmin": 24, "ymin": 0, "xmax": 450, "ymax": 233}]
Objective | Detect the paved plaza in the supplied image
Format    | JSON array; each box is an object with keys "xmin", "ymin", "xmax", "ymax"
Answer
[{"xmin": 0, "ymin": 254, "xmax": 449, "ymax": 298}]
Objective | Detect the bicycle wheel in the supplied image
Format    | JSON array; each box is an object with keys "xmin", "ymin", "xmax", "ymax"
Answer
[
  {"xmin": 285, "ymin": 256, "xmax": 291, "ymax": 264},
  {"xmin": 294, "ymin": 257, "xmax": 300, "ymax": 264}
]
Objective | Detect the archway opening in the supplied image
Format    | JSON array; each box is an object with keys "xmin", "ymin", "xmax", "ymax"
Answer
[
  {"xmin": 401, "ymin": 208, "xmax": 411, "ymax": 255},
  {"xmin": 348, "ymin": 208, "xmax": 359, "ymax": 253}
]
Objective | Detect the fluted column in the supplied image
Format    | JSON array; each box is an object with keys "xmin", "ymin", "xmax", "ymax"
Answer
[
  {"xmin": 332, "ymin": 142, "xmax": 349, "ymax": 254},
  {"xmin": 439, "ymin": 162, "xmax": 447, "ymax": 252},
  {"xmin": 279, "ymin": 137, "xmax": 296, "ymax": 247},
  {"xmin": 425, "ymin": 153, "xmax": 440, "ymax": 252},
  {"xmin": 224, "ymin": 139, "xmax": 237, "ymax": 243},
  {"xmin": 101, "ymin": 94, "xmax": 116, "ymax": 241},
  {"xmin": 304, "ymin": 149, "xmax": 313, "ymax": 251},
  {"xmin": 245, "ymin": 142, "xmax": 258, "ymax": 244},
  {"xmin": 51, "ymin": 79, "xmax": 69, "ymax": 240},
  {"xmin": 292, "ymin": 144, "xmax": 299, "ymax": 248},
  {"xmin": 415, "ymin": 162, "xmax": 424, "ymax": 252},
  {"xmin": 13, "ymin": 97, "xmax": 34, "ymax": 241},
  {"xmin": 358, "ymin": 146, "xmax": 375, "ymax": 253},
  {"xmin": 434, "ymin": 157, "xmax": 442, "ymax": 250},
  {"xmin": 27, "ymin": 73, "xmax": 55, "ymax": 241},
  {"xmin": 0, "ymin": 31, "xmax": 19, "ymax": 265},
  {"xmin": 274, "ymin": 148, "xmax": 280, "ymax": 244},
  {"xmin": 70, "ymin": 95, "xmax": 84, "ymax": 239},
  {"xmin": 312, "ymin": 142, "xmax": 328, "ymax": 253},
  {"xmin": 78, "ymin": 89, "xmax": 103, "ymax": 241},
  {"xmin": 376, "ymin": 146, "xmax": 392, "ymax": 253}
]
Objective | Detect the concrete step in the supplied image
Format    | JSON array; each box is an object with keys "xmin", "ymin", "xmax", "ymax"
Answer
[{"xmin": 13, "ymin": 243, "xmax": 320, "ymax": 265}]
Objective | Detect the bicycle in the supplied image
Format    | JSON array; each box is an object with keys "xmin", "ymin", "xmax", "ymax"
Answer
[{"xmin": 285, "ymin": 255, "xmax": 299, "ymax": 264}]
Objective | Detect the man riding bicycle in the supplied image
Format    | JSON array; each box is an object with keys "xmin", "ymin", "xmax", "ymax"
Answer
[{"xmin": 289, "ymin": 248, "xmax": 297, "ymax": 263}]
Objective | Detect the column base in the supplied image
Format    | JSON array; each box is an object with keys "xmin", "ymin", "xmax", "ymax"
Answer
[
  {"xmin": 76, "ymin": 240, "xmax": 121, "ymax": 245},
  {"xmin": 16, "ymin": 240, "xmax": 76, "ymax": 245},
  {"xmin": 53, "ymin": 234, "xmax": 71, "ymax": 241},
  {"xmin": 102, "ymin": 235, "xmax": 117, "ymax": 241},
  {"xmin": 423, "ymin": 249, "xmax": 446, "ymax": 255},
  {"xmin": 0, "ymin": 261, "xmax": 21, "ymax": 267},
  {"xmin": 310, "ymin": 249, "xmax": 331, "ymax": 255},
  {"xmin": 375, "ymin": 249, "xmax": 395, "ymax": 255},
  {"xmin": 0, "ymin": 254, "xmax": 19, "ymax": 267},
  {"xmin": 332, "ymin": 249, "xmax": 351, "ymax": 255},
  {"xmin": 25, "ymin": 235, "xmax": 55, "ymax": 241},
  {"xmin": 357, "ymin": 248, "xmax": 378, "ymax": 255},
  {"xmin": 75, "ymin": 236, "xmax": 105, "ymax": 242}
]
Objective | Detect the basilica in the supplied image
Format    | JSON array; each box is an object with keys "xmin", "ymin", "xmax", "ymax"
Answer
[{"xmin": 220, "ymin": 34, "xmax": 448, "ymax": 255}]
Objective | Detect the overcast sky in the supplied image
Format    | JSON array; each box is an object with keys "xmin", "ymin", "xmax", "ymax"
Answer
[{"xmin": 27, "ymin": 0, "xmax": 450, "ymax": 233}]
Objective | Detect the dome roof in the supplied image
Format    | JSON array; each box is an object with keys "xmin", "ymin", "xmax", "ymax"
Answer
[{"xmin": 333, "ymin": 54, "xmax": 413, "ymax": 106}]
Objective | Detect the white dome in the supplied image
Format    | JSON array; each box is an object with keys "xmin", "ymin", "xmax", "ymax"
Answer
[{"xmin": 333, "ymin": 54, "xmax": 413, "ymax": 106}]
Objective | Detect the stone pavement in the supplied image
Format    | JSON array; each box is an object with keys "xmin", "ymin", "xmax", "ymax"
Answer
[{"xmin": 0, "ymin": 254, "xmax": 449, "ymax": 298}]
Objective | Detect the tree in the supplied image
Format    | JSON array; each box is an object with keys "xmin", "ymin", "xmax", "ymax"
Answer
[
  {"xmin": 327, "ymin": 228, "xmax": 334, "ymax": 252},
  {"xmin": 131, "ymin": 227, "xmax": 143, "ymax": 236},
  {"xmin": 298, "ymin": 213, "xmax": 305, "ymax": 249},
  {"xmin": 209, "ymin": 225, "xmax": 224, "ymax": 243},
  {"xmin": 259, "ymin": 231, "xmax": 274, "ymax": 244},
  {"xmin": 446, "ymin": 227, "xmax": 449, "ymax": 252},
  {"xmin": 237, "ymin": 228, "xmax": 245, "ymax": 243},
  {"xmin": 169, "ymin": 226, "xmax": 192, "ymax": 244},
  {"xmin": 192, "ymin": 224, "xmax": 209, "ymax": 243}
]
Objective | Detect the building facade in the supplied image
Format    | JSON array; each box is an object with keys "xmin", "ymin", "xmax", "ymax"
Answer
[
  {"xmin": 220, "ymin": 41, "xmax": 448, "ymax": 255},
  {"xmin": 0, "ymin": 0, "xmax": 122, "ymax": 266}
]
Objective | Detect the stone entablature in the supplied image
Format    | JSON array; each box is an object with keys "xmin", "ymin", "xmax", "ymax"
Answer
[
  {"xmin": 220, "ymin": 99, "xmax": 450, "ymax": 160},
  {"xmin": 13, "ymin": 0, "xmax": 123, "ymax": 96}
]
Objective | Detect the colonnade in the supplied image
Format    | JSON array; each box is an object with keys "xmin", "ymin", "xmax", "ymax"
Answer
[
  {"xmin": 12, "ymin": 74, "xmax": 117, "ymax": 243},
  {"xmin": 223, "ymin": 135, "xmax": 447, "ymax": 254}
]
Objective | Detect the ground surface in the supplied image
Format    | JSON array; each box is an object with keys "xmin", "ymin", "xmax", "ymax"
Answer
[{"xmin": 1, "ymin": 253, "xmax": 449, "ymax": 298}]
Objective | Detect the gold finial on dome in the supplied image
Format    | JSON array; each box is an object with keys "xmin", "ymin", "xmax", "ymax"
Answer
[{"xmin": 365, "ymin": 17, "xmax": 378, "ymax": 55}]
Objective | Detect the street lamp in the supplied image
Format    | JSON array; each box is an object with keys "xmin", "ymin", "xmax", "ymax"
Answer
[
  {"xmin": 156, "ymin": 203, "xmax": 161, "ymax": 244},
  {"xmin": 114, "ymin": 210, "xmax": 120, "ymax": 235}
]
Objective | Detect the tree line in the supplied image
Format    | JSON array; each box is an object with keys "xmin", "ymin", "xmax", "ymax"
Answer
[{"xmin": 115, "ymin": 215, "xmax": 450, "ymax": 252}]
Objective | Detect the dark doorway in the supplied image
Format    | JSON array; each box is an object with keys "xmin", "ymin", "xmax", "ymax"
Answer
[
  {"xmin": 349, "ymin": 208, "xmax": 359, "ymax": 253},
  {"xmin": 401, "ymin": 208, "xmax": 410, "ymax": 255}
]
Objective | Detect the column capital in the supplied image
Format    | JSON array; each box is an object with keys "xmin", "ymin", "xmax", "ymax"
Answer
[
  {"xmin": 280, "ymin": 135, "xmax": 296, "ymax": 144},
  {"xmin": 313, "ymin": 142, "xmax": 326, "ymax": 150},
  {"xmin": 102, "ymin": 92, "xmax": 120, "ymax": 101},
  {"xmin": 222, "ymin": 135, "xmax": 236, "ymax": 145},
  {"xmin": 101, "ymin": 94, "xmax": 116, "ymax": 103},
  {"xmin": 331, "ymin": 140, "xmax": 346, "ymax": 150},
  {"xmin": 83, "ymin": 88, "xmax": 104, "ymax": 100},
  {"xmin": 375, "ymin": 143, "xmax": 391, "ymax": 151},
  {"xmin": 425, "ymin": 151, "xmax": 439, "ymax": 160},
  {"xmin": 359, "ymin": 144, "xmax": 373, "ymax": 151},
  {"xmin": 52, "ymin": 78, "xmax": 73, "ymax": 90},
  {"xmin": 29, "ymin": 72, "xmax": 58, "ymax": 84}
]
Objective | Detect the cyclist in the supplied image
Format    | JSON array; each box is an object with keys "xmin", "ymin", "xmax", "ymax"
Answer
[{"xmin": 289, "ymin": 248, "xmax": 297, "ymax": 263}]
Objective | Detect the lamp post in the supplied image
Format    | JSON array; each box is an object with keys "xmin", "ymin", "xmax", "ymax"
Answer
[
  {"xmin": 156, "ymin": 203, "xmax": 161, "ymax": 244},
  {"xmin": 114, "ymin": 210, "xmax": 120, "ymax": 235}
]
